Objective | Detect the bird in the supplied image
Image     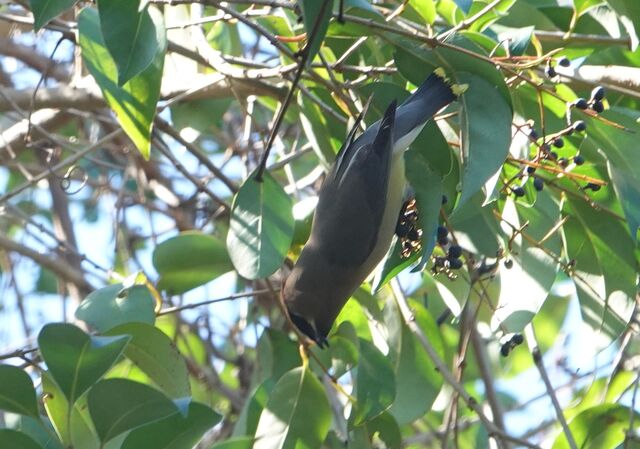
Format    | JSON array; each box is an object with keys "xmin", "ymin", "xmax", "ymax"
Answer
[{"xmin": 282, "ymin": 70, "xmax": 458, "ymax": 347}]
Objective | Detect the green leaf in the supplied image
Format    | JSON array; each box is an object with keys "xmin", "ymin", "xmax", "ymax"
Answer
[
  {"xmin": 298, "ymin": 94, "xmax": 340, "ymax": 167},
  {"xmin": 106, "ymin": 323, "xmax": 190, "ymax": 399},
  {"xmin": 493, "ymin": 193, "xmax": 561, "ymax": 332},
  {"xmin": 42, "ymin": 372, "xmax": 100, "ymax": 448},
  {"xmin": 233, "ymin": 380, "xmax": 274, "ymax": 438},
  {"xmin": 409, "ymin": 0, "xmax": 436, "ymax": 23},
  {"xmin": 121, "ymin": 402, "xmax": 221, "ymax": 449},
  {"xmin": 552, "ymin": 404, "xmax": 637, "ymax": 449},
  {"xmin": 15, "ymin": 417, "xmax": 64, "ymax": 449},
  {"xmin": 299, "ymin": 0, "xmax": 334, "ymax": 63},
  {"xmin": 457, "ymin": 72, "xmax": 512, "ymax": 206},
  {"xmin": 0, "ymin": 365, "xmax": 39, "ymax": 417},
  {"xmin": 367, "ymin": 412, "xmax": 401, "ymax": 449},
  {"xmin": 0, "ymin": 429, "xmax": 43, "ymax": 449},
  {"xmin": 97, "ymin": 0, "xmax": 161, "ymax": 85},
  {"xmin": 153, "ymin": 231, "xmax": 233, "ymax": 294},
  {"xmin": 562, "ymin": 198, "xmax": 637, "ymax": 341},
  {"xmin": 209, "ymin": 437, "xmax": 255, "ymax": 449},
  {"xmin": 78, "ymin": 7, "xmax": 166, "ymax": 159},
  {"xmin": 75, "ymin": 284, "xmax": 155, "ymax": 332},
  {"xmin": 227, "ymin": 170, "xmax": 295, "ymax": 279},
  {"xmin": 389, "ymin": 301, "xmax": 443, "ymax": 424},
  {"xmin": 606, "ymin": 0, "xmax": 640, "ymax": 50},
  {"xmin": 28, "ymin": 0, "xmax": 77, "ymax": 31},
  {"xmin": 37, "ymin": 323, "xmax": 130, "ymax": 404},
  {"xmin": 352, "ymin": 339, "xmax": 395, "ymax": 425},
  {"xmin": 405, "ymin": 141, "xmax": 445, "ymax": 271},
  {"xmin": 88, "ymin": 378, "xmax": 179, "ymax": 443},
  {"xmin": 254, "ymin": 367, "xmax": 331, "ymax": 449},
  {"xmin": 587, "ymin": 107, "xmax": 640, "ymax": 240}
]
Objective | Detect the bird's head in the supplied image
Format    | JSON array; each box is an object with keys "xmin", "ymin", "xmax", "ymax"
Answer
[{"xmin": 281, "ymin": 274, "xmax": 330, "ymax": 348}]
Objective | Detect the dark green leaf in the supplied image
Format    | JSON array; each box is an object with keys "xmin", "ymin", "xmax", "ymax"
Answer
[
  {"xmin": 75, "ymin": 284, "xmax": 155, "ymax": 332},
  {"xmin": 88, "ymin": 378, "xmax": 179, "ymax": 443},
  {"xmin": 227, "ymin": 170, "xmax": 295, "ymax": 279},
  {"xmin": 209, "ymin": 437, "xmax": 255, "ymax": 449},
  {"xmin": 367, "ymin": 412, "xmax": 401, "ymax": 449},
  {"xmin": 254, "ymin": 367, "xmax": 331, "ymax": 449},
  {"xmin": 106, "ymin": 323, "xmax": 190, "ymax": 399},
  {"xmin": 153, "ymin": 232, "xmax": 233, "ymax": 294},
  {"xmin": 233, "ymin": 380, "xmax": 274, "ymax": 438},
  {"xmin": 606, "ymin": 0, "xmax": 640, "ymax": 50},
  {"xmin": 97, "ymin": 0, "xmax": 161, "ymax": 85},
  {"xmin": 0, "ymin": 429, "xmax": 43, "ymax": 449},
  {"xmin": 28, "ymin": 0, "xmax": 77, "ymax": 31},
  {"xmin": 405, "ymin": 143, "xmax": 445, "ymax": 271},
  {"xmin": 588, "ymin": 107, "xmax": 640, "ymax": 240},
  {"xmin": 0, "ymin": 365, "xmax": 39, "ymax": 417},
  {"xmin": 78, "ymin": 7, "xmax": 165, "ymax": 159},
  {"xmin": 457, "ymin": 72, "xmax": 512, "ymax": 206},
  {"xmin": 389, "ymin": 301, "xmax": 443, "ymax": 424},
  {"xmin": 562, "ymin": 198, "xmax": 637, "ymax": 341},
  {"xmin": 37, "ymin": 323, "xmax": 130, "ymax": 404},
  {"xmin": 552, "ymin": 404, "xmax": 637, "ymax": 449},
  {"xmin": 352, "ymin": 339, "xmax": 395, "ymax": 425},
  {"xmin": 121, "ymin": 402, "xmax": 221, "ymax": 449},
  {"xmin": 299, "ymin": 0, "xmax": 333, "ymax": 63}
]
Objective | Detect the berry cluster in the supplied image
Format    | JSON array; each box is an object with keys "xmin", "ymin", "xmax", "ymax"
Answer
[
  {"xmin": 396, "ymin": 198, "xmax": 422, "ymax": 259},
  {"xmin": 512, "ymin": 83, "xmax": 607, "ymax": 198},
  {"xmin": 500, "ymin": 333, "xmax": 524, "ymax": 357},
  {"xmin": 433, "ymin": 225, "xmax": 463, "ymax": 271}
]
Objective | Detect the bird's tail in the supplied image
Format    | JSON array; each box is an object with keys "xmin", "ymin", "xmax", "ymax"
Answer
[{"xmin": 393, "ymin": 70, "xmax": 458, "ymax": 150}]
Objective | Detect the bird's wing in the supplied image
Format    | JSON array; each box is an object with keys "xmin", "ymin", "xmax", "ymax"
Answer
[{"xmin": 310, "ymin": 101, "xmax": 397, "ymax": 266}]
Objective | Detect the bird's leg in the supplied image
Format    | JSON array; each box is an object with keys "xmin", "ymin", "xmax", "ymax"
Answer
[{"xmin": 396, "ymin": 198, "xmax": 423, "ymax": 258}]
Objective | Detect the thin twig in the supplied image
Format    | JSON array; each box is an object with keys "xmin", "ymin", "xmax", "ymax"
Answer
[
  {"xmin": 255, "ymin": 0, "xmax": 332, "ymax": 182},
  {"xmin": 524, "ymin": 324, "xmax": 578, "ymax": 449}
]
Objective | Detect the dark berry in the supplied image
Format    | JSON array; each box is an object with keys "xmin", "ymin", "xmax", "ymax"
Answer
[
  {"xmin": 590, "ymin": 86, "xmax": 605, "ymax": 102},
  {"xmin": 545, "ymin": 65, "xmax": 557, "ymax": 78},
  {"xmin": 448, "ymin": 245, "xmax": 462, "ymax": 259},
  {"xmin": 572, "ymin": 98, "xmax": 588, "ymax": 110},
  {"xmin": 437, "ymin": 225, "xmax": 448, "ymax": 240},
  {"xmin": 552, "ymin": 137, "xmax": 564, "ymax": 148},
  {"xmin": 533, "ymin": 177, "xmax": 544, "ymax": 191},
  {"xmin": 448, "ymin": 258, "xmax": 463, "ymax": 269},
  {"xmin": 396, "ymin": 222, "xmax": 410, "ymax": 237},
  {"xmin": 529, "ymin": 129, "xmax": 538, "ymax": 140},
  {"xmin": 408, "ymin": 229, "xmax": 420, "ymax": 241},
  {"xmin": 434, "ymin": 256, "xmax": 447, "ymax": 267},
  {"xmin": 558, "ymin": 158, "xmax": 568, "ymax": 168},
  {"xmin": 548, "ymin": 151, "xmax": 558, "ymax": 161},
  {"xmin": 511, "ymin": 333, "xmax": 524, "ymax": 345},
  {"xmin": 573, "ymin": 155, "xmax": 585, "ymax": 165},
  {"xmin": 512, "ymin": 186, "xmax": 525, "ymax": 197},
  {"xmin": 441, "ymin": 195, "xmax": 448, "ymax": 205},
  {"xmin": 503, "ymin": 259, "xmax": 513, "ymax": 269},
  {"xmin": 573, "ymin": 120, "xmax": 587, "ymax": 132},
  {"xmin": 527, "ymin": 166, "xmax": 536, "ymax": 174},
  {"xmin": 558, "ymin": 57, "xmax": 570, "ymax": 67},
  {"xmin": 585, "ymin": 182, "xmax": 601, "ymax": 191},
  {"xmin": 592, "ymin": 100, "xmax": 604, "ymax": 113},
  {"xmin": 500, "ymin": 343, "xmax": 511, "ymax": 357}
]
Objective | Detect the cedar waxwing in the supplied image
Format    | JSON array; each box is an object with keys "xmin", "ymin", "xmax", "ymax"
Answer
[{"xmin": 283, "ymin": 71, "xmax": 458, "ymax": 347}]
